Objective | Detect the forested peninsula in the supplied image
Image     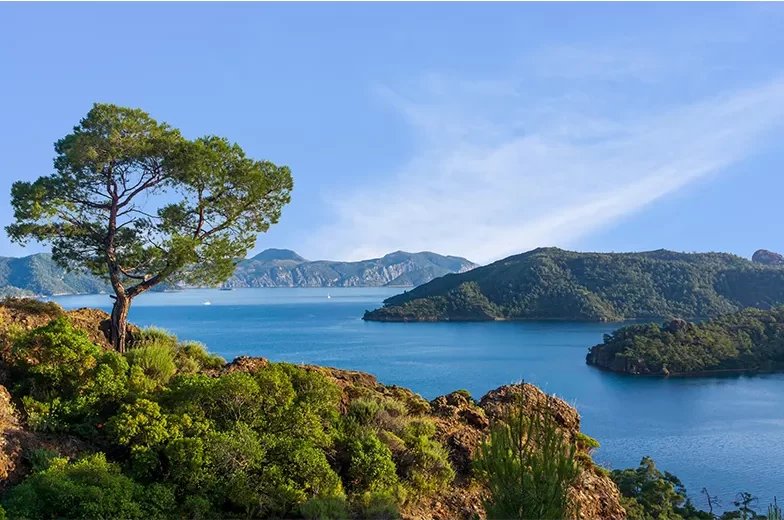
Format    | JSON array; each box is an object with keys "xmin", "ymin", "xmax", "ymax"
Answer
[
  {"xmin": 364, "ymin": 248, "xmax": 784, "ymax": 323},
  {"xmin": 586, "ymin": 306, "xmax": 784, "ymax": 376}
]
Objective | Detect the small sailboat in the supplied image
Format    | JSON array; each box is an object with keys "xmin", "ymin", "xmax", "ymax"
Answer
[{"xmin": 327, "ymin": 294, "xmax": 331, "ymax": 299}]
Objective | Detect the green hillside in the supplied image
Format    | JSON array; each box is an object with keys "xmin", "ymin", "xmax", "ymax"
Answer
[
  {"xmin": 586, "ymin": 306, "xmax": 784, "ymax": 375},
  {"xmin": 0, "ymin": 254, "xmax": 109, "ymax": 296},
  {"xmin": 364, "ymin": 248, "xmax": 784, "ymax": 322}
]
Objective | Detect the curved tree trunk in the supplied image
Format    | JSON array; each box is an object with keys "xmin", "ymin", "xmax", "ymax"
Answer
[{"xmin": 111, "ymin": 294, "xmax": 131, "ymax": 354}]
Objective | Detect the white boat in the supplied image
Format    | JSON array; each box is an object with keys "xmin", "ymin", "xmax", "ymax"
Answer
[
  {"xmin": 203, "ymin": 300, "xmax": 212, "ymax": 306},
  {"xmin": 327, "ymin": 294, "xmax": 331, "ymax": 299}
]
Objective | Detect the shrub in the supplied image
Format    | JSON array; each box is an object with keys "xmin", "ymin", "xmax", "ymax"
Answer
[
  {"xmin": 24, "ymin": 447, "xmax": 57, "ymax": 472},
  {"xmin": 0, "ymin": 297, "xmax": 63, "ymax": 318},
  {"xmin": 575, "ymin": 432, "xmax": 600, "ymax": 452},
  {"xmin": 11, "ymin": 319, "xmax": 129, "ymax": 432},
  {"xmin": 174, "ymin": 341, "xmax": 225, "ymax": 373},
  {"xmin": 345, "ymin": 431, "xmax": 399, "ymax": 494},
  {"xmin": 300, "ymin": 497, "xmax": 350, "ymax": 520},
  {"xmin": 125, "ymin": 344, "xmax": 176, "ymax": 387},
  {"xmin": 353, "ymin": 491, "xmax": 402, "ymax": 520},
  {"xmin": 0, "ymin": 453, "xmax": 172, "ymax": 519},
  {"xmin": 10, "ymin": 316, "xmax": 102, "ymax": 398},
  {"xmin": 400, "ymin": 434, "xmax": 454, "ymax": 498},
  {"xmin": 349, "ymin": 398, "xmax": 383, "ymax": 427},
  {"xmin": 454, "ymin": 389, "xmax": 473, "ymax": 400},
  {"xmin": 611, "ymin": 457, "xmax": 690, "ymax": 520},
  {"xmin": 134, "ymin": 326, "xmax": 178, "ymax": 348},
  {"xmin": 108, "ymin": 399, "xmax": 176, "ymax": 448},
  {"xmin": 474, "ymin": 401, "xmax": 580, "ymax": 520}
]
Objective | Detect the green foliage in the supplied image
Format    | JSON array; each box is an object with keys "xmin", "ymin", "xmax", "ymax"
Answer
[
  {"xmin": 453, "ymin": 388, "xmax": 473, "ymax": 400},
  {"xmin": 9, "ymin": 317, "xmax": 128, "ymax": 432},
  {"xmin": 300, "ymin": 496, "xmax": 350, "ymax": 520},
  {"xmin": 174, "ymin": 340, "xmax": 225, "ymax": 373},
  {"xmin": 126, "ymin": 344, "xmax": 177, "ymax": 386},
  {"xmin": 611, "ymin": 457, "xmax": 702, "ymax": 520},
  {"xmin": 353, "ymin": 491, "xmax": 402, "ymax": 520},
  {"xmin": 0, "ymin": 254, "xmax": 108, "ymax": 296},
  {"xmin": 365, "ymin": 248, "xmax": 784, "ymax": 322},
  {"xmin": 135, "ymin": 327, "xmax": 178, "ymax": 348},
  {"xmin": 589, "ymin": 307, "xmax": 784, "ymax": 374},
  {"xmin": 575, "ymin": 432, "xmax": 601, "ymax": 452},
  {"xmin": 24, "ymin": 448, "xmax": 57, "ymax": 472},
  {"xmin": 6, "ymin": 103, "xmax": 293, "ymax": 351},
  {"xmin": 108, "ymin": 399, "xmax": 175, "ymax": 447},
  {"xmin": 474, "ymin": 400, "xmax": 580, "ymax": 520},
  {"xmin": 397, "ymin": 421, "xmax": 454, "ymax": 497},
  {"xmin": 0, "ymin": 315, "xmax": 466, "ymax": 519},
  {"xmin": 1, "ymin": 453, "xmax": 174, "ymax": 519},
  {"xmin": 345, "ymin": 430, "xmax": 399, "ymax": 494}
]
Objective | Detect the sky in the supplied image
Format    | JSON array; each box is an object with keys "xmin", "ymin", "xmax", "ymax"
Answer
[{"xmin": 1, "ymin": 3, "xmax": 784, "ymax": 265}]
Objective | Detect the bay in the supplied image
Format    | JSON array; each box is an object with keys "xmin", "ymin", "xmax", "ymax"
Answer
[{"xmin": 53, "ymin": 287, "xmax": 784, "ymax": 510}]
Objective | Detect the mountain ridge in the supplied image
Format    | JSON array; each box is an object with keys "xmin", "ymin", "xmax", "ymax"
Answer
[
  {"xmin": 363, "ymin": 247, "xmax": 784, "ymax": 322},
  {"xmin": 0, "ymin": 250, "xmax": 477, "ymax": 295}
]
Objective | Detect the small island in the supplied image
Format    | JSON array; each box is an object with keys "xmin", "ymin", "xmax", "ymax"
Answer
[{"xmin": 586, "ymin": 307, "xmax": 784, "ymax": 376}]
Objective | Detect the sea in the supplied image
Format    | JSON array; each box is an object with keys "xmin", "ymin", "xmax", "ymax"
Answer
[{"xmin": 53, "ymin": 287, "xmax": 784, "ymax": 511}]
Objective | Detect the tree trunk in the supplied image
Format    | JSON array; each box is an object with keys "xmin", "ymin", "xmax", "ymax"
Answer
[{"xmin": 111, "ymin": 294, "xmax": 131, "ymax": 353}]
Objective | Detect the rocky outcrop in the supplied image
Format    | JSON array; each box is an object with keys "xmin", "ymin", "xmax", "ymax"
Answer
[{"xmin": 752, "ymin": 249, "xmax": 784, "ymax": 266}]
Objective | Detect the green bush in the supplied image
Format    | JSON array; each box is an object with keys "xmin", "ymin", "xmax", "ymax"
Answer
[
  {"xmin": 135, "ymin": 326, "xmax": 178, "ymax": 348},
  {"xmin": 454, "ymin": 389, "xmax": 472, "ymax": 400},
  {"xmin": 126, "ymin": 344, "xmax": 176, "ymax": 387},
  {"xmin": 0, "ymin": 453, "xmax": 174, "ymax": 519},
  {"xmin": 300, "ymin": 496, "xmax": 349, "ymax": 520},
  {"xmin": 10, "ymin": 318, "xmax": 129, "ymax": 432},
  {"xmin": 474, "ymin": 401, "xmax": 580, "ymax": 520},
  {"xmin": 10, "ymin": 316, "xmax": 103, "ymax": 398},
  {"xmin": 0, "ymin": 297, "xmax": 63, "ymax": 318},
  {"xmin": 354, "ymin": 491, "xmax": 402, "ymax": 520},
  {"xmin": 611, "ymin": 457, "xmax": 696, "ymax": 520},
  {"xmin": 575, "ymin": 432, "xmax": 600, "ymax": 452},
  {"xmin": 24, "ymin": 447, "xmax": 57, "ymax": 472},
  {"xmin": 345, "ymin": 431, "xmax": 399, "ymax": 494},
  {"xmin": 349, "ymin": 398, "xmax": 383, "ymax": 427},
  {"xmin": 174, "ymin": 341, "xmax": 225, "ymax": 373}
]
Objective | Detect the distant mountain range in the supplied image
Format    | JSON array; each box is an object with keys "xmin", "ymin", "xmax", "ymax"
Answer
[
  {"xmin": 364, "ymin": 248, "xmax": 784, "ymax": 322},
  {"xmin": 225, "ymin": 249, "xmax": 477, "ymax": 288},
  {"xmin": 0, "ymin": 249, "xmax": 477, "ymax": 296}
]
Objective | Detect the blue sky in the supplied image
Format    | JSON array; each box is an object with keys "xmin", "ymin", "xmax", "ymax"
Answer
[{"xmin": 1, "ymin": 3, "xmax": 784, "ymax": 265}]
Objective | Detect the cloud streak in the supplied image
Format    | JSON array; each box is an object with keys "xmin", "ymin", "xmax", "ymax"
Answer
[{"xmin": 307, "ymin": 49, "xmax": 784, "ymax": 265}]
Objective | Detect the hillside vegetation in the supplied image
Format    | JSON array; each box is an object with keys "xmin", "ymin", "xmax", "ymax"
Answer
[
  {"xmin": 586, "ymin": 306, "xmax": 784, "ymax": 375},
  {"xmin": 0, "ymin": 255, "xmax": 108, "ymax": 296},
  {"xmin": 0, "ymin": 298, "xmax": 622, "ymax": 520},
  {"xmin": 364, "ymin": 248, "xmax": 784, "ymax": 322}
]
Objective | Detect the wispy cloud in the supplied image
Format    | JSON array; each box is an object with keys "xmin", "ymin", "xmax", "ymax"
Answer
[{"xmin": 307, "ymin": 46, "xmax": 784, "ymax": 265}]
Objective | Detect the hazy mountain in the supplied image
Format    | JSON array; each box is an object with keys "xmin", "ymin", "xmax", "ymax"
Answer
[
  {"xmin": 0, "ymin": 250, "xmax": 477, "ymax": 295},
  {"xmin": 225, "ymin": 250, "xmax": 477, "ymax": 288}
]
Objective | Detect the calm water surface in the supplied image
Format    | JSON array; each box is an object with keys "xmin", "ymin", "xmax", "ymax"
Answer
[{"xmin": 54, "ymin": 288, "xmax": 784, "ymax": 509}]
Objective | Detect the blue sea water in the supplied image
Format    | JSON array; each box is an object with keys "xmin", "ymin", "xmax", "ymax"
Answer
[{"xmin": 54, "ymin": 287, "xmax": 784, "ymax": 510}]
